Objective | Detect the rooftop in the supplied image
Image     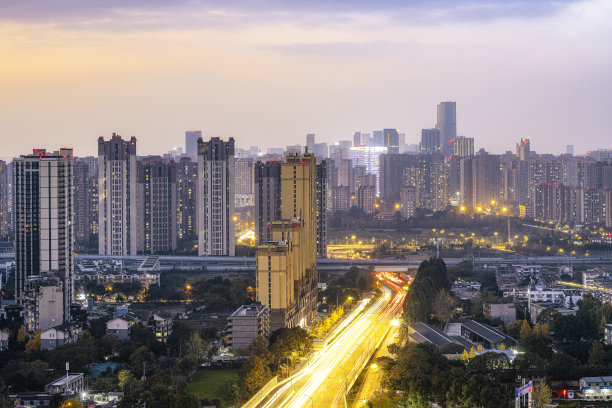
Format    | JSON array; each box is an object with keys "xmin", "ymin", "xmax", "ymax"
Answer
[
  {"xmin": 46, "ymin": 373, "xmax": 83, "ymax": 387},
  {"xmin": 230, "ymin": 303, "xmax": 268, "ymax": 318}
]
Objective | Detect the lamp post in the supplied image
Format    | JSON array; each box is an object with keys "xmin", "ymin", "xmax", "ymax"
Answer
[{"xmin": 304, "ymin": 392, "xmax": 314, "ymax": 408}]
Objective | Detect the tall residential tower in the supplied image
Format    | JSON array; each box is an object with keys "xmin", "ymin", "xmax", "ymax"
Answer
[
  {"xmin": 197, "ymin": 137, "xmax": 235, "ymax": 256},
  {"xmin": 98, "ymin": 134, "xmax": 138, "ymax": 256}
]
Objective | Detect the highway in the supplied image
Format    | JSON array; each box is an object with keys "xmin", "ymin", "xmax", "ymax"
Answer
[{"xmin": 253, "ymin": 274, "xmax": 406, "ymax": 408}]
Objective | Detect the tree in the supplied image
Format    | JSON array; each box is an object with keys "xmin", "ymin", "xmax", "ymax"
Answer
[
  {"xmin": 540, "ymin": 323, "xmax": 550, "ymax": 339},
  {"xmin": 118, "ymin": 369, "xmax": 134, "ymax": 391},
  {"xmin": 238, "ymin": 356, "xmax": 270, "ymax": 400},
  {"xmin": 588, "ymin": 341, "xmax": 607, "ymax": 367},
  {"xmin": 248, "ymin": 335, "xmax": 272, "ymax": 365},
  {"xmin": 432, "ymin": 289, "xmax": 456, "ymax": 326},
  {"xmin": 520, "ymin": 320, "xmax": 532, "ymax": 339},
  {"xmin": 185, "ymin": 332, "xmax": 207, "ymax": 363},
  {"xmin": 25, "ymin": 329, "xmax": 41, "ymax": 354},
  {"xmin": 531, "ymin": 380, "xmax": 552, "ymax": 408},
  {"xmin": 17, "ymin": 325, "xmax": 27, "ymax": 343},
  {"xmin": 506, "ymin": 320, "xmax": 523, "ymax": 339}
]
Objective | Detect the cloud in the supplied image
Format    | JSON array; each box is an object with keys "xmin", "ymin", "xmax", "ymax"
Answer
[{"xmin": 0, "ymin": 0, "xmax": 584, "ymax": 31}]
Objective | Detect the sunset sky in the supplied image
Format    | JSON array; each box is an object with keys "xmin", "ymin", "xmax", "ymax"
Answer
[{"xmin": 1, "ymin": 0, "xmax": 611, "ymax": 157}]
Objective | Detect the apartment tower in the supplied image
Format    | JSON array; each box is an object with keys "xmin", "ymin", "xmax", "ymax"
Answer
[{"xmin": 197, "ymin": 137, "xmax": 235, "ymax": 256}]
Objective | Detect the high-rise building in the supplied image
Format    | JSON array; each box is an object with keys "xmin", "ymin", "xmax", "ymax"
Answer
[
  {"xmin": 516, "ymin": 138, "xmax": 531, "ymax": 161},
  {"xmin": 197, "ymin": 137, "xmax": 235, "ymax": 256},
  {"xmin": 454, "ymin": 136, "xmax": 474, "ymax": 157},
  {"xmin": 400, "ymin": 186, "xmax": 417, "ymax": 218},
  {"xmin": 436, "ymin": 101, "xmax": 457, "ymax": 157},
  {"xmin": 176, "ymin": 156, "xmax": 198, "ymax": 241},
  {"xmin": 0, "ymin": 161, "xmax": 9, "ymax": 240},
  {"xmin": 306, "ymin": 133, "xmax": 315, "ymax": 154},
  {"xmin": 420, "ymin": 129, "xmax": 441, "ymax": 153},
  {"xmin": 349, "ymin": 145, "xmax": 387, "ymax": 196},
  {"xmin": 73, "ymin": 158, "xmax": 98, "ymax": 252},
  {"xmin": 353, "ymin": 131, "xmax": 362, "ymax": 147},
  {"xmin": 372, "ymin": 131, "xmax": 383, "ymax": 147},
  {"xmin": 185, "ymin": 130, "xmax": 202, "ymax": 161},
  {"xmin": 332, "ymin": 185, "xmax": 351, "ymax": 213},
  {"xmin": 313, "ymin": 143, "xmax": 328, "ymax": 160},
  {"xmin": 255, "ymin": 161, "xmax": 282, "ymax": 245},
  {"xmin": 383, "ymin": 129, "xmax": 400, "ymax": 154},
  {"xmin": 566, "ymin": 145, "xmax": 575, "ymax": 156},
  {"xmin": 136, "ymin": 157, "xmax": 177, "ymax": 254},
  {"xmin": 98, "ymin": 134, "xmax": 138, "ymax": 256},
  {"xmin": 316, "ymin": 160, "xmax": 328, "ymax": 258},
  {"xmin": 235, "ymin": 157, "xmax": 255, "ymax": 207},
  {"xmin": 534, "ymin": 183, "xmax": 583, "ymax": 224},
  {"xmin": 357, "ymin": 174, "xmax": 377, "ymax": 213},
  {"xmin": 256, "ymin": 153, "xmax": 318, "ymax": 330},
  {"xmin": 14, "ymin": 148, "xmax": 74, "ymax": 331}
]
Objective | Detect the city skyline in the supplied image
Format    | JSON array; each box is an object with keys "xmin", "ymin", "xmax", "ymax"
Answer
[{"xmin": 1, "ymin": 0, "xmax": 612, "ymax": 157}]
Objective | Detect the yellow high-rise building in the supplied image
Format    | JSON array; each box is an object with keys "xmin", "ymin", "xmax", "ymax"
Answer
[{"xmin": 256, "ymin": 153, "xmax": 319, "ymax": 331}]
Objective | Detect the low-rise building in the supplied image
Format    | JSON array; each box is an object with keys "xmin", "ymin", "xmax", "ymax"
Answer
[
  {"xmin": 45, "ymin": 373, "xmax": 85, "ymax": 395},
  {"xmin": 227, "ymin": 303, "xmax": 271, "ymax": 349},
  {"xmin": 530, "ymin": 302, "xmax": 576, "ymax": 324},
  {"xmin": 152, "ymin": 313, "xmax": 172, "ymax": 342},
  {"xmin": 0, "ymin": 328, "xmax": 8, "ymax": 351},
  {"xmin": 604, "ymin": 324, "xmax": 612, "ymax": 345},
  {"xmin": 445, "ymin": 319, "xmax": 516, "ymax": 349},
  {"xmin": 15, "ymin": 393, "xmax": 53, "ymax": 407},
  {"xmin": 482, "ymin": 302, "xmax": 516, "ymax": 326},
  {"xmin": 407, "ymin": 322, "xmax": 470, "ymax": 353},
  {"xmin": 580, "ymin": 376, "xmax": 612, "ymax": 400},
  {"xmin": 106, "ymin": 317, "xmax": 134, "ymax": 341},
  {"xmin": 41, "ymin": 323, "xmax": 83, "ymax": 351}
]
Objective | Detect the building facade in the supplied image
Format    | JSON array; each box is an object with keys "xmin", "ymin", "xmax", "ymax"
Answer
[
  {"xmin": 14, "ymin": 149, "xmax": 74, "ymax": 330},
  {"xmin": 436, "ymin": 101, "xmax": 457, "ymax": 157},
  {"xmin": 255, "ymin": 161, "xmax": 282, "ymax": 245},
  {"xmin": 197, "ymin": 137, "xmax": 235, "ymax": 256},
  {"xmin": 98, "ymin": 134, "xmax": 138, "ymax": 256},
  {"xmin": 136, "ymin": 157, "xmax": 177, "ymax": 254}
]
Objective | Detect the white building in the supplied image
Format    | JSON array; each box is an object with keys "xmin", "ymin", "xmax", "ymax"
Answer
[
  {"xmin": 580, "ymin": 376, "xmax": 612, "ymax": 400},
  {"xmin": 98, "ymin": 134, "xmax": 138, "ymax": 256},
  {"xmin": 106, "ymin": 317, "xmax": 132, "ymax": 340},
  {"xmin": 197, "ymin": 137, "xmax": 235, "ymax": 256},
  {"xmin": 14, "ymin": 149, "xmax": 74, "ymax": 330}
]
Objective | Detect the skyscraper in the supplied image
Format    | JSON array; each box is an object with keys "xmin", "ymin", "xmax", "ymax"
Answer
[
  {"xmin": 420, "ymin": 129, "xmax": 441, "ymax": 153},
  {"xmin": 197, "ymin": 137, "xmax": 235, "ymax": 256},
  {"xmin": 0, "ymin": 161, "xmax": 9, "ymax": 241},
  {"xmin": 454, "ymin": 136, "xmax": 474, "ymax": 157},
  {"xmin": 14, "ymin": 148, "xmax": 74, "ymax": 330},
  {"xmin": 436, "ymin": 101, "xmax": 457, "ymax": 157},
  {"xmin": 73, "ymin": 158, "xmax": 98, "ymax": 252},
  {"xmin": 383, "ymin": 129, "xmax": 400, "ymax": 154},
  {"xmin": 235, "ymin": 157, "xmax": 255, "ymax": 207},
  {"xmin": 136, "ymin": 157, "xmax": 177, "ymax": 254},
  {"xmin": 176, "ymin": 156, "xmax": 198, "ymax": 241},
  {"xmin": 185, "ymin": 130, "xmax": 202, "ymax": 161},
  {"xmin": 256, "ymin": 153, "xmax": 318, "ymax": 330},
  {"xmin": 306, "ymin": 133, "xmax": 315, "ymax": 153},
  {"xmin": 255, "ymin": 161, "xmax": 282, "ymax": 245},
  {"xmin": 316, "ymin": 160, "xmax": 328, "ymax": 258},
  {"xmin": 98, "ymin": 134, "xmax": 138, "ymax": 256},
  {"xmin": 516, "ymin": 138, "xmax": 531, "ymax": 161}
]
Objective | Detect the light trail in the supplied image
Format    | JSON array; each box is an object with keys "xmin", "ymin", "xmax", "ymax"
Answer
[{"xmin": 257, "ymin": 275, "xmax": 406, "ymax": 408}]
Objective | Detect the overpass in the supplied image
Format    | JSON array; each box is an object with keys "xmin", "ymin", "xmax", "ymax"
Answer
[{"xmin": 1, "ymin": 253, "xmax": 610, "ymax": 273}]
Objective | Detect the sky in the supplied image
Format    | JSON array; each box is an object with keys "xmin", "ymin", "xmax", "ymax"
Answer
[{"xmin": 1, "ymin": 0, "xmax": 611, "ymax": 158}]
